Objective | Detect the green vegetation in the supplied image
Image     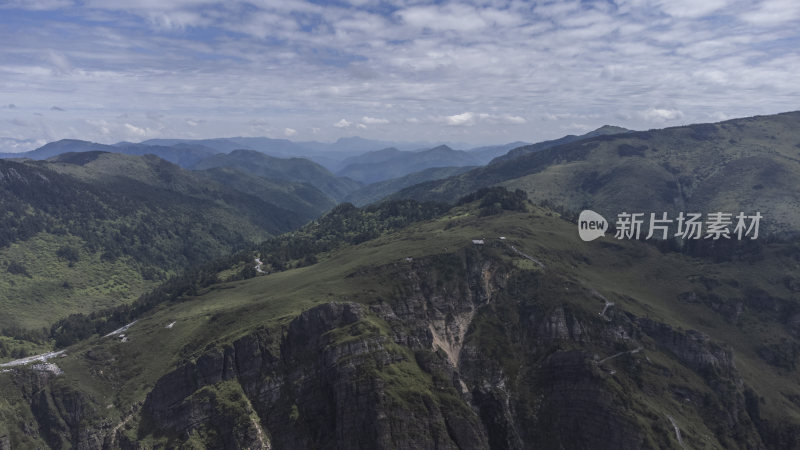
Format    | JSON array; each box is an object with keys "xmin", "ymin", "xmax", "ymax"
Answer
[
  {"xmin": 395, "ymin": 111, "xmax": 800, "ymax": 235},
  {"xmin": 254, "ymin": 199, "xmax": 449, "ymax": 272},
  {"xmin": 343, "ymin": 165, "xmax": 474, "ymax": 206},
  {"xmin": 1, "ymin": 190, "xmax": 800, "ymax": 446},
  {"xmin": 0, "ymin": 153, "xmax": 319, "ymax": 334},
  {"xmin": 336, "ymin": 145, "xmax": 483, "ymax": 184},
  {"xmin": 191, "ymin": 149, "xmax": 361, "ymax": 201},
  {"xmin": 3, "ymin": 111, "xmax": 800, "ymax": 447}
]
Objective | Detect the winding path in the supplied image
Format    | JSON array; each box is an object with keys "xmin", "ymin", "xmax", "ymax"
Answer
[
  {"xmin": 0, "ymin": 350, "xmax": 65, "ymax": 368},
  {"xmin": 596, "ymin": 346, "xmax": 642, "ymax": 365},
  {"xmin": 509, "ymin": 245, "xmax": 545, "ymax": 268},
  {"xmin": 666, "ymin": 415, "xmax": 687, "ymax": 449}
]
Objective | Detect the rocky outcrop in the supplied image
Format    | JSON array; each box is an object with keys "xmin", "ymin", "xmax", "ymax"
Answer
[
  {"xmin": 637, "ymin": 317, "xmax": 736, "ymax": 377},
  {"xmin": 142, "ymin": 302, "xmax": 477, "ymax": 449},
  {"xmin": 141, "ymin": 250, "xmax": 508, "ymax": 449},
  {"xmin": 3, "ymin": 249, "xmax": 780, "ymax": 449},
  {"xmin": 4, "ymin": 368, "xmax": 108, "ymax": 449}
]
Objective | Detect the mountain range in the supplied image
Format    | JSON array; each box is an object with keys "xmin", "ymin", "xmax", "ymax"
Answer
[
  {"xmin": 395, "ymin": 111, "xmax": 800, "ymax": 234},
  {"xmin": 1, "ymin": 187, "xmax": 800, "ymax": 448},
  {"xmin": 0, "ymin": 151, "xmax": 322, "ymax": 332},
  {"xmin": 2, "ymin": 111, "xmax": 800, "ymax": 448}
]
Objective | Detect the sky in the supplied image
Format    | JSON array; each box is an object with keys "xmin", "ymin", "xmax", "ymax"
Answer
[{"xmin": 0, "ymin": 0, "xmax": 799, "ymax": 151}]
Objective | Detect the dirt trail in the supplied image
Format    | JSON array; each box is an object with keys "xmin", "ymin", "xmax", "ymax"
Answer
[{"xmin": 0, "ymin": 350, "xmax": 66, "ymax": 368}]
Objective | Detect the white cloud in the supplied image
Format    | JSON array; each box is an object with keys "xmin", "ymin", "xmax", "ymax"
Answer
[
  {"xmin": 361, "ymin": 116, "xmax": 389, "ymax": 124},
  {"xmin": 653, "ymin": 0, "xmax": 729, "ymax": 19},
  {"xmin": 0, "ymin": 0, "xmax": 797, "ymax": 146},
  {"xmin": 356, "ymin": 123, "xmax": 367, "ymax": 129},
  {"xmin": 499, "ymin": 114, "xmax": 527, "ymax": 124},
  {"xmin": 436, "ymin": 112, "xmax": 525, "ymax": 126},
  {"xmin": 124, "ymin": 123, "xmax": 147, "ymax": 136},
  {"xmin": 0, "ymin": 137, "xmax": 47, "ymax": 153},
  {"xmin": 641, "ymin": 108, "xmax": 684, "ymax": 122},
  {"xmin": 397, "ymin": 4, "xmax": 488, "ymax": 32},
  {"xmin": 443, "ymin": 112, "xmax": 476, "ymax": 126},
  {"xmin": 740, "ymin": 0, "xmax": 800, "ymax": 26},
  {"xmin": 0, "ymin": 0, "xmax": 73, "ymax": 10},
  {"xmin": 45, "ymin": 50, "xmax": 72, "ymax": 74},
  {"xmin": 284, "ymin": 127, "xmax": 297, "ymax": 136}
]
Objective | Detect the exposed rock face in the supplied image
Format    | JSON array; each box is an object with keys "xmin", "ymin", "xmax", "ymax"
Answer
[
  {"xmin": 142, "ymin": 301, "xmax": 485, "ymax": 449},
  {"xmin": 637, "ymin": 317, "xmax": 736, "ymax": 377},
  {"xmin": 4, "ymin": 368, "xmax": 108, "ymax": 449},
  {"xmin": 4, "ymin": 250, "xmax": 780, "ymax": 448}
]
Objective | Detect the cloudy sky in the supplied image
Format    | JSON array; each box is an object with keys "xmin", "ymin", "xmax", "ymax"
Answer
[{"xmin": 1, "ymin": 0, "xmax": 798, "ymax": 151}]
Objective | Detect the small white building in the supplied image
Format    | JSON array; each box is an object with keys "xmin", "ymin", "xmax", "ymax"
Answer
[{"xmin": 472, "ymin": 239, "xmax": 485, "ymax": 245}]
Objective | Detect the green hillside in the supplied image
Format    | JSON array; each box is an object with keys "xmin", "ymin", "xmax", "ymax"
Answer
[
  {"xmin": 336, "ymin": 145, "xmax": 484, "ymax": 184},
  {"xmin": 2, "ymin": 190, "xmax": 800, "ymax": 447},
  {"xmin": 489, "ymin": 125, "xmax": 629, "ymax": 164},
  {"xmin": 0, "ymin": 139, "xmax": 220, "ymax": 168},
  {"xmin": 394, "ymin": 111, "xmax": 800, "ymax": 234},
  {"xmin": 344, "ymin": 165, "xmax": 475, "ymax": 206},
  {"xmin": 195, "ymin": 167, "xmax": 335, "ymax": 222},
  {"xmin": 191, "ymin": 149, "xmax": 361, "ymax": 201},
  {"xmin": 0, "ymin": 154, "xmax": 309, "ymax": 332}
]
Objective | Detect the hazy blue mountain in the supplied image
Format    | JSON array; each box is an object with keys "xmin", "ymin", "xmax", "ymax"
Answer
[
  {"xmin": 196, "ymin": 167, "xmax": 336, "ymax": 221},
  {"xmin": 393, "ymin": 112, "xmax": 800, "ymax": 234},
  {"xmin": 490, "ymin": 125, "xmax": 629, "ymax": 164},
  {"xmin": 0, "ymin": 139, "xmax": 114, "ymax": 160},
  {"xmin": 466, "ymin": 141, "xmax": 530, "ymax": 161},
  {"xmin": 191, "ymin": 149, "xmax": 361, "ymax": 201},
  {"xmin": 297, "ymin": 136, "xmax": 458, "ymax": 154},
  {"xmin": 1, "ymin": 139, "xmax": 220, "ymax": 168},
  {"xmin": 343, "ymin": 165, "xmax": 476, "ymax": 206},
  {"xmin": 336, "ymin": 145, "xmax": 485, "ymax": 184},
  {"xmin": 338, "ymin": 147, "xmax": 405, "ymax": 167}
]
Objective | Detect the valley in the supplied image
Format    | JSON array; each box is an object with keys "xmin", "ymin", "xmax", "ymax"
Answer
[
  {"xmin": 1, "ymin": 188, "xmax": 799, "ymax": 447},
  {"xmin": 1, "ymin": 112, "xmax": 799, "ymax": 448}
]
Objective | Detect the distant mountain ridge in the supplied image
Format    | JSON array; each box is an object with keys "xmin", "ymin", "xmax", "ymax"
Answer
[
  {"xmin": 393, "ymin": 111, "xmax": 800, "ymax": 234},
  {"xmin": 490, "ymin": 125, "xmax": 629, "ymax": 164},
  {"xmin": 0, "ymin": 139, "xmax": 219, "ymax": 167},
  {"xmin": 336, "ymin": 145, "xmax": 486, "ymax": 184},
  {"xmin": 191, "ymin": 149, "xmax": 361, "ymax": 201},
  {"xmin": 0, "ymin": 152, "xmax": 317, "ymax": 330},
  {"xmin": 343, "ymin": 165, "xmax": 476, "ymax": 206}
]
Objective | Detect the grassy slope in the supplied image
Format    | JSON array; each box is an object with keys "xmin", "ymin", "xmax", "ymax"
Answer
[
  {"xmin": 195, "ymin": 167, "xmax": 335, "ymax": 221},
  {"xmin": 191, "ymin": 149, "xmax": 361, "ymax": 201},
  {"xmin": 3, "ymin": 203, "xmax": 799, "ymax": 446},
  {"xmin": 0, "ymin": 154, "xmax": 311, "ymax": 331},
  {"xmin": 394, "ymin": 111, "xmax": 800, "ymax": 233},
  {"xmin": 344, "ymin": 165, "xmax": 475, "ymax": 206},
  {"xmin": 0, "ymin": 233, "xmax": 151, "ymax": 330}
]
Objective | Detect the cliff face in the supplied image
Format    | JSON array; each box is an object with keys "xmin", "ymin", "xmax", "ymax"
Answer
[
  {"xmin": 133, "ymin": 250, "xmax": 767, "ymax": 449},
  {"xmin": 141, "ymin": 250, "xmax": 502, "ymax": 449},
  {"xmin": 3, "ymin": 248, "xmax": 784, "ymax": 448}
]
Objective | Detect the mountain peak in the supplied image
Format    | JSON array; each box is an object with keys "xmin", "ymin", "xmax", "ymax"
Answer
[
  {"xmin": 426, "ymin": 144, "xmax": 455, "ymax": 153},
  {"xmin": 587, "ymin": 125, "xmax": 630, "ymax": 136}
]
